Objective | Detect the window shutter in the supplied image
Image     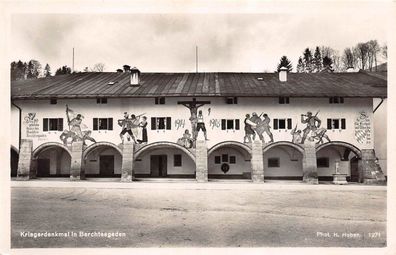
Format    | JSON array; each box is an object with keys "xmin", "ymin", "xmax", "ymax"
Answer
[
  {"xmin": 43, "ymin": 118, "xmax": 48, "ymax": 131},
  {"xmin": 273, "ymin": 119, "xmax": 278, "ymax": 130},
  {"xmin": 327, "ymin": 119, "xmax": 332, "ymax": 129},
  {"xmin": 287, "ymin": 118, "xmax": 292, "ymax": 129},
  {"xmin": 234, "ymin": 97, "xmax": 238, "ymax": 104},
  {"xmin": 57, "ymin": 118, "xmax": 63, "ymax": 131},
  {"xmin": 286, "ymin": 97, "xmax": 290, "ymax": 104},
  {"xmin": 166, "ymin": 117, "xmax": 171, "ymax": 130},
  {"xmin": 341, "ymin": 118, "xmax": 346, "ymax": 129},
  {"xmin": 235, "ymin": 119, "xmax": 240, "ymax": 130},
  {"xmin": 93, "ymin": 118, "xmax": 98, "ymax": 131},
  {"xmin": 329, "ymin": 97, "xmax": 333, "ymax": 104},
  {"xmin": 151, "ymin": 117, "xmax": 156, "ymax": 130},
  {"xmin": 221, "ymin": 119, "xmax": 226, "ymax": 130},
  {"xmin": 108, "ymin": 118, "xmax": 113, "ymax": 130}
]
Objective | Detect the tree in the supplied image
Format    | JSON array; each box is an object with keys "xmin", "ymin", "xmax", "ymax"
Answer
[
  {"xmin": 313, "ymin": 47, "xmax": 322, "ymax": 72},
  {"xmin": 367, "ymin": 40, "xmax": 380, "ymax": 71},
  {"xmin": 341, "ymin": 47, "xmax": 356, "ymax": 70},
  {"xmin": 44, "ymin": 63, "xmax": 51, "ymax": 77},
  {"xmin": 296, "ymin": 57, "xmax": 304, "ymax": 73},
  {"xmin": 322, "ymin": 56, "xmax": 334, "ymax": 72},
  {"xmin": 276, "ymin": 56, "xmax": 293, "ymax": 72},
  {"xmin": 382, "ymin": 44, "xmax": 387, "ymax": 59},
  {"xmin": 10, "ymin": 60, "xmax": 27, "ymax": 81},
  {"xmin": 355, "ymin": 42, "xmax": 369, "ymax": 70},
  {"xmin": 320, "ymin": 46, "xmax": 341, "ymax": 72},
  {"xmin": 123, "ymin": 65, "xmax": 131, "ymax": 72},
  {"xmin": 91, "ymin": 63, "xmax": 105, "ymax": 72},
  {"xmin": 55, "ymin": 66, "xmax": 72, "ymax": 76},
  {"xmin": 303, "ymin": 48, "xmax": 313, "ymax": 73}
]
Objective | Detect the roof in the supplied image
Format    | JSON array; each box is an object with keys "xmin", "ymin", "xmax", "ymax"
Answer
[{"xmin": 11, "ymin": 71, "xmax": 387, "ymax": 100}]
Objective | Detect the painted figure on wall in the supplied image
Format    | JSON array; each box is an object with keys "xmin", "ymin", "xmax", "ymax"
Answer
[
  {"xmin": 196, "ymin": 110, "xmax": 208, "ymax": 140},
  {"xmin": 130, "ymin": 114, "xmax": 140, "ymax": 139},
  {"xmin": 291, "ymin": 125, "xmax": 303, "ymax": 144},
  {"xmin": 311, "ymin": 128, "xmax": 331, "ymax": 144},
  {"xmin": 137, "ymin": 116, "xmax": 148, "ymax": 144},
  {"xmin": 249, "ymin": 112, "xmax": 274, "ymax": 143},
  {"xmin": 177, "ymin": 129, "xmax": 193, "ymax": 149},
  {"xmin": 244, "ymin": 114, "xmax": 256, "ymax": 143},
  {"xmin": 118, "ymin": 112, "xmax": 136, "ymax": 143},
  {"xmin": 301, "ymin": 111, "xmax": 321, "ymax": 144}
]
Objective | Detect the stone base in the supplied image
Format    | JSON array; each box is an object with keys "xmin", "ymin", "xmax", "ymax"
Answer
[
  {"xmin": 303, "ymin": 177, "xmax": 319, "ymax": 184},
  {"xmin": 69, "ymin": 176, "xmax": 81, "ymax": 181},
  {"xmin": 121, "ymin": 175, "xmax": 133, "ymax": 182},
  {"xmin": 16, "ymin": 176, "xmax": 30, "ymax": 181},
  {"xmin": 333, "ymin": 174, "xmax": 348, "ymax": 185},
  {"xmin": 363, "ymin": 178, "xmax": 387, "ymax": 185}
]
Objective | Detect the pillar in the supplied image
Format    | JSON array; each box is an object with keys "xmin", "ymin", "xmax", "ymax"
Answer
[
  {"xmin": 302, "ymin": 141, "xmax": 318, "ymax": 184},
  {"xmin": 251, "ymin": 140, "xmax": 264, "ymax": 183},
  {"xmin": 70, "ymin": 141, "xmax": 83, "ymax": 181},
  {"xmin": 16, "ymin": 139, "xmax": 33, "ymax": 181},
  {"xmin": 121, "ymin": 141, "xmax": 134, "ymax": 182},
  {"xmin": 195, "ymin": 139, "xmax": 208, "ymax": 182},
  {"xmin": 359, "ymin": 149, "xmax": 386, "ymax": 184}
]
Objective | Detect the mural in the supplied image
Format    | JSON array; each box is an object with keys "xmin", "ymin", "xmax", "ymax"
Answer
[
  {"xmin": 177, "ymin": 129, "xmax": 194, "ymax": 148},
  {"xmin": 244, "ymin": 112, "xmax": 274, "ymax": 143},
  {"xmin": 290, "ymin": 125, "xmax": 302, "ymax": 144},
  {"xmin": 118, "ymin": 112, "xmax": 147, "ymax": 144},
  {"xmin": 60, "ymin": 105, "xmax": 96, "ymax": 146},
  {"xmin": 137, "ymin": 116, "xmax": 148, "ymax": 144},
  {"xmin": 24, "ymin": 113, "xmax": 47, "ymax": 140},
  {"xmin": 300, "ymin": 111, "xmax": 330, "ymax": 144},
  {"xmin": 354, "ymin": 111, "xmax": 371, "ymax": 144}
]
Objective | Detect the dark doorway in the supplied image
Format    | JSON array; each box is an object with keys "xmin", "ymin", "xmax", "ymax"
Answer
[
  {"xmin": 11, "ymin": 149, "xmax": 19, "ymax": 177},
  {"xmin": 150, "ymin": 155, "xmax": 167, "ymax": 177},
  {"xmin": 37, "ymin": 158, "xmax": 50, "ymax": 177},
  {"xmin": 99, "ymin": 155, "xmax": 115, "ymax": 177},
  {"xmin": 350, "ymin": 157, "xmax": 359, "ymax": 182}
]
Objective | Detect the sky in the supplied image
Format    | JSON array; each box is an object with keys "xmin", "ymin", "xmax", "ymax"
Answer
[{"xmin": 10, "ymin": 11, "xmax": 388, "ymax": 73}]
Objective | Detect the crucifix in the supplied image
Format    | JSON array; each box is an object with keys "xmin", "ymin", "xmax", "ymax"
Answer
[{"xmin": 178, "ymin": 98, "xmax": 211, "ymax": 140}]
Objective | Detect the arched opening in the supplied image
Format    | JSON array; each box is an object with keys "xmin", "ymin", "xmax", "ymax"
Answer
[
  {"xmin": 208, "ymin": 142, "xmax": 252, "ymax": 179},
  {"xmin": 134, "ymin": 142, "xmax": 196, "ymax": 178},
  {"xmin": 83, "ymin": 142, "xmax": 123, "ymax": 178},
  {"xmin": 11, "ymin": 146, "xmax": 19, "ymax": 177},
  {"xmin": 263, "ymin": 142, "xmax": 304, "ymax": 180},
  {"xmin": 32, "ymin": 143, "xmax": 72, "ymax": 177},
  {"xmin": 316, "ymin": 141, "xmax": 361, "ymax": 182}
]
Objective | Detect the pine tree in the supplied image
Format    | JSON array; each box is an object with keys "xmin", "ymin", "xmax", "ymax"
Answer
[
  {"xmin": 55, "ymin": 66, "xmax": 72, "ymax": 76},
  {"xmin": 44, "ymin": 64, "xmax": 51, "ymax": 77},
  {"xmin": 313, "ymin": 47, "xmax": 322, "ymax": 72},
  {"xmin": 322, "ymin": 56, "xmax": 334, "ymax": 72},
  {"xmin": 26, "ymin": 60, "xmax": 42, "ymax": 79},
  {"xmin": 296, "ymin": 57, "xmax": 304, "ymax": 73},
  {"xmin": 303, "ymin": 48, "xmax": 313, "ymax": 73},
  {"xmin": 276, "ymin": 56, "xmax": 293, "ymax": 72}
]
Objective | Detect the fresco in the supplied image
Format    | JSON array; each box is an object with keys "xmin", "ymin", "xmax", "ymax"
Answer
[
  {"xmin": 118, "ymin": 112, "xmax": 147, "ymax": 144},
  {"xmin": 300, "ymin": 111, "xmax": 330, "ymax": 144},
  {"xmin": 177, "ymin": 129, "xmax": 194, "ymax": 149},
  {"xmin": 354, "ymin": 111, "xmax": 371, "ymax": 144},
  {"xmin": 24, "ymin": 113, "xmax": 47, "ymax": 140},
  {"xmin": 243, "ymin": 112, "xmax": 274, "ymax": 143}
]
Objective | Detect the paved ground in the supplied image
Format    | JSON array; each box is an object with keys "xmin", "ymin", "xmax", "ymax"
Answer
[{"xmin": 11, "ymin": 181, "xmax": 387, "ymax": 248}]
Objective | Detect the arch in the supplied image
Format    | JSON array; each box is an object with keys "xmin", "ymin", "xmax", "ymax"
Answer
[
  {"xmin": 10, "ymin": 146, "xmax": 19, "ymax": 177},
  {"xmin": 32, "ymin": 142, "xmax": 72, "ymax": 159},
  {"xmin": 11, "ymin": 145, "xmax": 19, "ymax": 154},
  {"xmin": 134, "ymin": 141, "xmax": 196, "ymax": 163},
  {"xmin": 263, "ymin": 141, "xmax": 304, "ymax": 154},
  {"xmin": 208, "ymin": 141, "xmax": 252, "ymax": 158},
  {"xmin": 83, "ymin": 141, "xmax": 123, "ymax": 160},
  {"xmin": 316, "ymin": 141, "xmax": 361, "ymax": 158}
]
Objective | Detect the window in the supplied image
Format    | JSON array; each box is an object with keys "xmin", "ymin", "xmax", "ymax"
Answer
[
  {"xmin": 229, "ymin": 156, "xmax": 236, "ymax": 164},
  {"xmin": 155, "ymin": 97, "xmax": 166, "ymax": 104},
  {"xmin": 151, "ymin": 117, "xmax": 171, "ymax": 130},
  {"xmin": 327, "ymin": 118, "xmax": 346, "ymax": 130},
  {"xmin": 329, "ymin": 97, "xmax": 344, "ymax": 104},
  {"xmin": 50, "ymin": 99, "xmax": 57, "ymax": 104},
  {"xmin": 273, "ymin": 118, "xmax": 292, "ymax": 130},
  {"xmin": 317, "ymin": 157, "xmax": 330, "ymax": 168},
  {"xmin": 214, "ymin": 156, "xmax": 221, "ymax": 164},
  {"xmin": 268, "ymin": 158, "xmax": 280, "ymax": 168},
  {"xmin": 221, "ymin": 119, "xmax": 240, "ymax": 130},
  {"xmin": 96, "ymin": 98, "xmax": 108, "ymax": 104},
  {"xmin": 43, "ymin": 118, "xmax": 63, "ymax": 131},
  {"xmin": 93, "ymin": 118, "xmax": 113, "ymax": 130},
  {"xmin": 278, "ymin": 97, "xmax": 290, "ymax": 104},
  {"xmin": 222, "ymin": 154, "xmax": 228, "ymax": 163},
  {"xmin": 174, "ymin": 154, "xmax": 182, "ymax": 167},
  {"xmin": 226, "ymin": 97, "xmax": 238, "ymax": 104}
]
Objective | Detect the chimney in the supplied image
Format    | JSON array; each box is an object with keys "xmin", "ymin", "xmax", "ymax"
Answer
[
  {"xmin": 279, "ymin": 67, "xmax": 288, "ymax": 82},
  {"xmin": 130, "ymin": 67, "xmax": 140, "ymax": 86}
]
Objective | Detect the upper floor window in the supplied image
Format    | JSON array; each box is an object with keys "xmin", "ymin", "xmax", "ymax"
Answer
[
  {"xmin": 43, "ymin": 118, "xmax": 63, "ymax": 131},
  {"xmin": 327, "ymin": 118, "xmax": 346, "ymax": 130},
  {"xmin": 97, "ymin": 98, "xmax": 108, "ymax": 104},
  {"xmin": 151, "ymin": 117, "xmax": 171, "ymax": 130},
  {"xmin": 278, "ymin": 97, "xmax": 290, "ymax": 104},
  {"xmin": 221, "ymin": 119, "xmax": 240, "ymax": 130},
  {"xmin": 50, "ymin": 99, "xmax": 57, "ymax": 105},
  {"xmin": 226, "ymin": 97, "xmax": 238, "ymax": 104},
  {"xmin": 155, "ymin": 97, "xmax": 166, "ymax": 104},
  {"xmin": 329, "ymin": 97, "xmax": 344, "ymax": 104},
  {"xmin": 273, "ymin": 118, "xmax": 292, "ymax": 130},
  {"xmin": 93, "ymin": 118, "xmax": 113, "ymax": 130}
]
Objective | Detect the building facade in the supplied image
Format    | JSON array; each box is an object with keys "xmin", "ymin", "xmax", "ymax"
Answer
[{"xmin": 11, "ymin": 69, "xmax": 387, "ymax": 184}]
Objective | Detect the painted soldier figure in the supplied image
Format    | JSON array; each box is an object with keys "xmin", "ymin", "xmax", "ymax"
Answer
[
  {"xmin": 196, "ymin": 110, "xmax": 208, "ymax": 140},
  {"xmin": 301, "ymin": 111, "xmax": 321, "ymax": 144},
  {"xmin": 118, "ymin": 112, "xmax": 136, "ymax": 143},
  {"xmin": 291, "ymin": 125, "xmax": 303, "ymax": 144},
  {"xmin": 244, "ymin": 114, "xmax": 256, "ymax": 143}
]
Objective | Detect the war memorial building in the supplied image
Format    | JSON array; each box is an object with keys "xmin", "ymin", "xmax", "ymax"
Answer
[{"xmin": 10, "ymin": 67, "xmax": 387, "ymax": 184}]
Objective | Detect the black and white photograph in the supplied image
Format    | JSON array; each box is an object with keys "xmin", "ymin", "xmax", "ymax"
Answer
[{"xmin": 1, "ymin": 0, "xmax": 395, "ymax": 254}]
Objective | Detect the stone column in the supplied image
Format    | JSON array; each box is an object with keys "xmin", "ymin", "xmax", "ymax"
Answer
[
  {"xmin": 359, "ymin": 149, "xmax": 386, "ymax": 184},
  {"xmin": 251, "ymin": 140, "xmax": 264, "ymax": 183},
  {"xmin": 17, "ymin": 139, "xmax": 33, "ymax": 180},
  {"xmin": 121, "ymin": 142, "xmax": 134, "ymax": 182},
  {"xmin": 195, "ymin": 139, "xmax": 208, "ymax": 182},
  {"xmin": 70, "ymin": 141, "xmax": 83, "ymax": 181},
  {"xmin": 302, "ymin": 141, "xmax": 318, "ymax": 184}
]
